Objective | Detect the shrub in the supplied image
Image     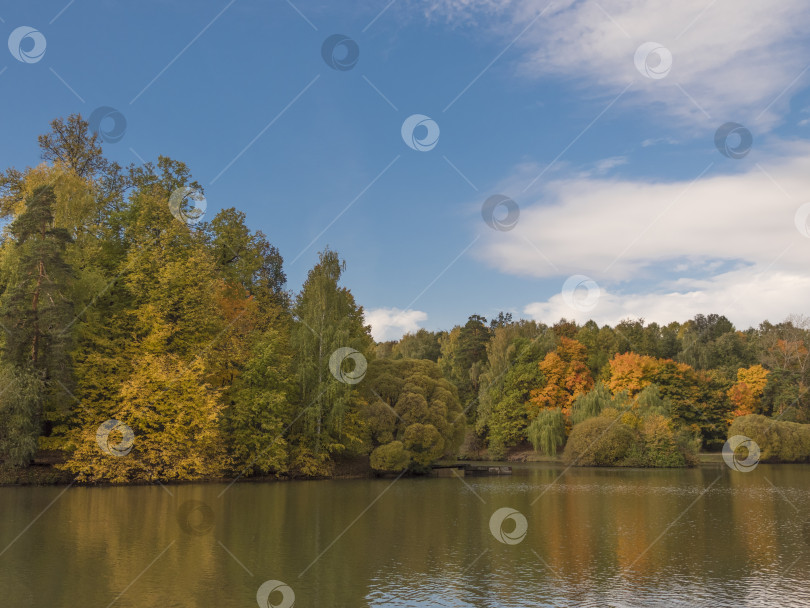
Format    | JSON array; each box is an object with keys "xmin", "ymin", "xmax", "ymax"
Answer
[
  {"xmin": 637, "ymin": 418, "xmax": 699, "ymax": 468},
  {"xmin": 370, "ymin": 441, "xmax": 409, "ymax": 473},
  {"xmin": 486, "ymin": 440, "xmax": 506, "ymax": 461},
  {"xmin": 289, "ymin": 446, "xmax": 333, "ymax": 478},
  {"xmin": 728, "ymin": 415, "xmax": 810, "ymax": 463},
  {"xmin": 562, "ymin": 415, "xmax": 635, "ymax": 466},
  {"xmin": 403, "ymin": 423, "xmax": 444, "ymax": 471},
  {"xmin": 564, "ymin": 412, "xmax": 700, "ymax": 468}
]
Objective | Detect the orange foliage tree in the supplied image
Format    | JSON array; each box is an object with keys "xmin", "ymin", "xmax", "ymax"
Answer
[
  {"xmin": 529, "ymin": 337, "xmax": 593, "ymax": 417},
  {"xmin": 607, "ymin": 352, "xmax": 660, "ymax": 396}
]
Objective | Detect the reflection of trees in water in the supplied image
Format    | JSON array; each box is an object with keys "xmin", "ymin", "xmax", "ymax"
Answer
[{"xmin": 5, "ymin": 466, "xmax": 808, "ymax": 606}]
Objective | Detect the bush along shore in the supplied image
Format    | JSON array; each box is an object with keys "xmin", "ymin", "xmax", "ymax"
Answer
[{"xmin": 728, "ymin": 415, "xmax": 810, "ymax": 463}]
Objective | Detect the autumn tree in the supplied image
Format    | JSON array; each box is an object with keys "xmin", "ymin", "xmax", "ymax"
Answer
[
  {"xmin": 608, "ymin": 351, "xmax": 731, "ymax": 445},
  {"xmin": 64, "ymin": 155, "xmax": 231, "ymax": 481},
  {"xmin": 64, "ymin": 354, "xmax": 226, "ymax": 483},
  {"xmin": 727, "ymin": 364, "xmax": 769, "ymax": 420},
  {"xmin": 529, "ymin": 337, "xmax": 593, "ymax": 417},
  {"xmin": 607, "ymin": 352, "xmax": 662, "ymax": 396}
]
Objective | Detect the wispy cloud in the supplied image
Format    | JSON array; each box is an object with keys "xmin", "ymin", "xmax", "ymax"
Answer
[
  {"xmin": 424, "ymin": 0, "xmax": 810, "ymax": 129},
  {"xmin": 641, "ymin": 137, "xmax": 679, "ymax": 147}
]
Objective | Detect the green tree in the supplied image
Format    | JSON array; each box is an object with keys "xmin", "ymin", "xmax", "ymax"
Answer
[
  {"xmin": 0, "ymin": 185, "xmax": 75, "ymax": 461},
  {"xmin": 1, "ymin": 186, "xmax": 74, "ymax": 374},
  {"xmin": 438, "ymin": 314, "xmax": 491, "ymax": 414},
  {"xmin": 758, "ymin": 316, "xmax": 810, "ymax": 421},
  {"xmin": 403, "ymin": 423, "xmax": 444, "ymax": 472},
  {"xmin": 208, "ymin": 207, "xmax": 287, "ymax": 312},
  {"xmin": 570, "ymin": 382, "xmax": 613, "ymax": 424},
  {"xmin": 361, "ymin": 358, "xmax": 465, "ymax": 471},
  {"xmin": 476, "ymin": 333, "xmax": 552, "ymax": 456},
  {"xmin": 0, "ymin": 364, "xmax": 44, "ymax": 467},
  {"xmin": 527, "ymin": 408, "xmax": 566, "ymax": 456},
  {"xmin": 392, "ymin": 328, "xmax": 442, "ymax": 361},
  {"xmin": 226, "ymin": 325, "xmax": 294, "ymax": 475},
  {"xmin": 291, "ymin": 249, "xmax": 373, "ymax": 466}
]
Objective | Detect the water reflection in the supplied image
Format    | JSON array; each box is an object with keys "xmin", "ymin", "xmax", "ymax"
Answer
[{"xmin": 0, "ymin": 463, "xmax": 808, "ymax": 607}]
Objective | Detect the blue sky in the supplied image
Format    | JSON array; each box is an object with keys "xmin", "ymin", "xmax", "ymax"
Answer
[{"xmin": 2, "ymin": 0, "xmax": 810, "ymax": 340}]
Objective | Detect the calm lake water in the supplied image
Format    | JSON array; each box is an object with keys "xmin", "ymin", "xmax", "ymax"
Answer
[{"xmin": 2, "ymin": 462, "xmax": 809, "ymax": 607}]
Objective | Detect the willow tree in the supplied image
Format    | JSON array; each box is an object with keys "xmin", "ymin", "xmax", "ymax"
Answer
[{"xmin": 527, "ymin": 408, "xmax": 566, "ymax": 456}]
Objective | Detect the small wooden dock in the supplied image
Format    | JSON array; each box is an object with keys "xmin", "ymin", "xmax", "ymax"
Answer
[{"xmin": 432, "ymin": 464, "xmax": 512, "ymax": 477}]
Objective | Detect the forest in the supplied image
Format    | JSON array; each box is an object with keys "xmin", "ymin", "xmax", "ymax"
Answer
[{"xmin": 0, "ymin": 115, "xmax": 808, "ymax": 483}]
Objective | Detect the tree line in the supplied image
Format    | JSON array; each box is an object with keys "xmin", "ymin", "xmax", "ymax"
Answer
[
  {"xmin": 377, "ymin": 310, "xmax": 809, "ymax": 463},
  {"xmin": 0, "ymin": 115, "xmax": 807, "ymax": 482}
]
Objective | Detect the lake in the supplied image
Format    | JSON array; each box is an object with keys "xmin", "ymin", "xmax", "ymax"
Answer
[{"xmin": 1, "ymin": 462, "xmax": 809, "ymax": 607}]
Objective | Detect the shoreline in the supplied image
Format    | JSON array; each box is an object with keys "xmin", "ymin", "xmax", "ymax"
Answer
[{"xmin": 0, "ymin": 452, "xmax": 733, "ymax": 487}]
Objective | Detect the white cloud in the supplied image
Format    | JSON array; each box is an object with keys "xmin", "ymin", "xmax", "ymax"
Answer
[
  {"xmin": 427, "ymin": 0, "xmax": 810, "ymax": 129},
  {"xmin": 524, "ymin": 268, "xmax": 810, "ymax": 329},
  {"xmin": 365, "ymin": 307, "xmax": 428, "ymax": 341},
  {"xmin": 479, "ymin": 143, "xmax": 810, "ymax": 282},
  {"xmin": 476, "ymin": 144, "xmax": 810, "ymax": 328}
]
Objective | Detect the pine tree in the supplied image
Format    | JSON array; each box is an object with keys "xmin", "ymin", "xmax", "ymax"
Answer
[{"xmin": 0, "ymin": 185, "xmax": 74, "ymax": 465}]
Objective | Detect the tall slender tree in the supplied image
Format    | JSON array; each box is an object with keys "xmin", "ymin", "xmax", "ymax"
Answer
[
  {"xmin": 0, "ymin": 185, "xmax": 74, "ymax": 464},
  {"xmin": 291, "ymin": 249, "xmax": 372, "ymax": 464}
]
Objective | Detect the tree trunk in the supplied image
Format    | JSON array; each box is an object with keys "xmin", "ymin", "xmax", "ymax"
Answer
[{"xmin": 31, "ymin": 258, "xmax": 44, "ymax": 366}]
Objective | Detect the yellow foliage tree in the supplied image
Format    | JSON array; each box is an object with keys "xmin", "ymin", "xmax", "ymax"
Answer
[
  {"xmin": 727, "ymin": 364, "xmax": 769, "ymax": 420},
  {"xmin": 63, "ymin": 354, "xmax": 226, "ymax": 483}
]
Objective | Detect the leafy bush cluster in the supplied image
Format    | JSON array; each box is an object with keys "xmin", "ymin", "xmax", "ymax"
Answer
[
  {"xmin": 560, "ymin": 385, "xmax": 700, "ymax": 467},
  {"xmin": 362, "ymin": 359, "xmax": 465, "ymax": 473},
  {"xmin": 728, "ymin": 415, "xmax": 810, "ymax": 463}
]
